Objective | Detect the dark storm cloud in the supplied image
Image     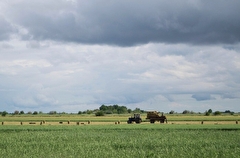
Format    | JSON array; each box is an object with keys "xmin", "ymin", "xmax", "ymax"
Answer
[{"xmin": 6, "ymin": 0, "xmax": 240, "ymax": 46}]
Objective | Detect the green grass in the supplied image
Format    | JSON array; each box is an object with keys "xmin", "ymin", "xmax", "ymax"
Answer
[
  {"xmin": 0, "ymin": 124, "xmax": 240, "ymax": 158},
  {"xmin": 1, "ymin": 113, "xmax": 239, "ymax": 122}
]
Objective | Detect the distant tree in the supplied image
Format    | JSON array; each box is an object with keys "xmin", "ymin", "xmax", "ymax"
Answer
[
  {"xmin": 95, "ymin": 111, "xmax": 105, "ymax": 116},
  {"xmin": 208, "ymin": 109, "xmax": 213, "ymax": 113},
  {"xmin": 14, "ymin": 110, "xmax": 19, "ymax": 115},
  {"xmin": 27, "ymin": 111, "xmax": 32, "ymax": 114},
  {"xmin": 99, "ymin": 104, "xmax": 129, "ymax": 114},
  {"xmin": 214, "ymin": 111, "xmax": 221, "ymax": 116},
  {"xmin": 20, "ymin": 111, "xmax": 25, "ymax": 114},
  {"xmin": 169, "ymin": 110, "xmax": 175, "ymax": 114},
  {"xmin": 86, "ymin": 110, "xmax": 93, "ymax": 114},
  {"xmin": 99, "ymin": 105, "xmax": 108, "ymax": 111},
  {"xmin": 1, "ymin": 111, "xmax": 8, "ymax": 117},
  {"xmin": 49, "ymin": 111, "xmax": 57, "ymax": 115},
  {"xmin": 205, "ymin": 111, "xmax": 210, "ymax": 116},
  {"xmin": 78, "ymin": 111, "xmax": 82, "ymax": 114},
  {"xmin": 33, "ymin": 111, "xmax": 38, "ymax": 115},
  {"xmin": 39, "ymin": 111, "xmax": 43, "ymax": 114},
  {"xmin": 182, "ymin": 110, "xmax": 190, "ymax": 114},
  {"xmin": 133, "ymin": 108, "xmax": 142, "ymax": 113},
  {"xmin": 127, "ymin": 109, "xmax": 132, "ymax": 113}
]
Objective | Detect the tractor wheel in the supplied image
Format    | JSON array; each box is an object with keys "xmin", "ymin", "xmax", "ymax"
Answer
[{"xmin": 136, "ymin": 120, "xmax": 141, "ymax": 124}]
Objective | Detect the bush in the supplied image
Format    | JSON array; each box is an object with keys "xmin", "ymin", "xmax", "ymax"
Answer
[{"xmin": 95, "ymin": 111, "xmax": 105, "ymax": 116}]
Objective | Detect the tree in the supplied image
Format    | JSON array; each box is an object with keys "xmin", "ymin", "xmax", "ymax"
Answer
[
  {"xmin": 49, "ymin": 111, "xmax": 57, "ymax": 115},
  {"xmin": 127, "ymin": 109, "xmax": 132, "ymax": 113},
  {"xmin": 1, "ymin": 111, "xmax": 8, "ymax": 117},
  {"xmin": 208, "ymin": 109, "xmax": 212, "ymax": 113},
  {"xmin": 205, "ymin": 111, "xmax": 210, "ymax": 116},
  {"xmin": 14, "ymin": 110, "xmax": 19, "ymax": 115},
  {"xmin": 169, "ymin": 110, "xmax": 175, "ymax": 114},
  {"xmin": 214, "ymin": 111, "xmax": 221, "ymax": 116},
  {"xmin": 182, "ymin": 110, "xmax": 190, "ymax": 114},
  {"xmin": 20, "ymin": 111, "xmax": 25, "ymax": 114},
  {"xmin": 99, "ymin": 105, "xmax": 108, "ymax": 111},
  {"xmin": 33, "ymin": 111, "xmax": 38, "ymax": 115},
  {"xmin": 133, "ymin": 108, "xmax": 142, "ymax": 113},
  {"xmin": 95, "ymin": 111, "xmax": 105, "ymax": 116}
]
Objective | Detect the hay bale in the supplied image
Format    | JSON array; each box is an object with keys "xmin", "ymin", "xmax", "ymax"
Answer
[
  {"xmin": 59, "ymin": 121, "xmax": 63, "ymax": 124},
  {"xmin": 201, "ymin": 121, "xmax": 204, "ymax": 124},
  {"xmin": 76, "ymin": 122, "xmax": 79, "ymax": 125},
  {"xmin": 118, "ymin": 121, "xmax": 120, "ymax": 124},
  {"xmin": 67, "ymin": 121, "xmax": 70, "ymax": 124},
  {"xmin": 236, "ymin": 121, "xmax": 238, "ymax": 124},
  {"xmin": 29, "ymin": 122, "xmax": 36, "ymax": 124},
  {"xmin": 115, "ymin": 122, "xmax": 117, "ymax": 124},
  {"xmin": 20, "ymin": 122, "xmax": 23, "ymax": 125},
  {"xmin": 2, "ymin": 122, "xmax": 4, "ymax": 125},
  {"xmin": 88, "ymin": 120, "xmax": 91, "ymax": 124}
]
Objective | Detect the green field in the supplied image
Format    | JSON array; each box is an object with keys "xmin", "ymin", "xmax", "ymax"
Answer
[
  {"xmin": 0, "ymin": 124, "xmax": 240, "ymax": 158},
  {"xmin": 1, "ymin": 114, "xmax": 240, "ymax": 158},
  {"xmin": 1, "ymin": 113, "xmax": 239, "ymax": 123}
]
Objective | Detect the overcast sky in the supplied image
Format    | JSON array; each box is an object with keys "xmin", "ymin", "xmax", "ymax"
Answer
[{"xmin": 1, "ymin": 0, "xmax": 240, "ymax": 113}]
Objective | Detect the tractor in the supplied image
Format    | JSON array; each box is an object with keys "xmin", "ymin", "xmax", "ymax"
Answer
[
  {"xmin": 127, "ymin": 113, "xmax": 142, "ymax": 124},
  {"xmin": 146, "ymin": 111, "xmax": 167, "ymax": 123}
]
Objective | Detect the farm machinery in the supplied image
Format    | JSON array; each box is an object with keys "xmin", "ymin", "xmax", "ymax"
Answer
[
  {"xmin": 127, "ymin": 111, "xmax": 167, "ymax": 124},
  {"xmin": 127, "ymin": 113, "xmax": 142, "ymax": 124},
  {"xmin": 146, "ymin": 111, "xmax": 167, "ymax": 123}
]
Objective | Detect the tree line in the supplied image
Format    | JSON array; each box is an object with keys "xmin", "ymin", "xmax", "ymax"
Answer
[{"xmin": 0, "ymin": 106, "xmax": 237, "ymax": 117}]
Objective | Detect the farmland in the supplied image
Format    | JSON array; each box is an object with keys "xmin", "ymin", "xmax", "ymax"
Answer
[{"xmin": 0, "ymin": 114, "xmax": 240, "ymax": 158}]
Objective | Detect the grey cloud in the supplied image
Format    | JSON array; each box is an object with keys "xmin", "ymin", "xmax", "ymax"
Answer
[
  {"xmin": 192, "ymin": 94, "xmax": 216, "ymax": 101},
  {"xmin": 5, "ymin": 0, "xmax": 240, "ymax": 46},
  {"xmin": 0, "ymin": 16, "xmax": 16, "ymax": 40}
]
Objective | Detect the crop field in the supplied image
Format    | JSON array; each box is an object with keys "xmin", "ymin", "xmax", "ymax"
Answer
[{"xmin": 0, "ymin": 114, "xmax": 240, "ymax": 158}]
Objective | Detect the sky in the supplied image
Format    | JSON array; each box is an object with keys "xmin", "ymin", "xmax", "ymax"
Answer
[{"xmin": 0, "ymin": 0, "xmax": 240, "ymax": 113}]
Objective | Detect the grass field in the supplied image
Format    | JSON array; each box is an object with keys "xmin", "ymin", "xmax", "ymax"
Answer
[
  {"xmin": 0, "ymin": 114, "xmax": 240, "ymax": 158},
  {"xmin": 0, "ymin": 124, "xmax": 240, "ymax": 158},
  {"xmin": 1, "ymin": 113, "xmax": 239, "ymax": 123}
]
